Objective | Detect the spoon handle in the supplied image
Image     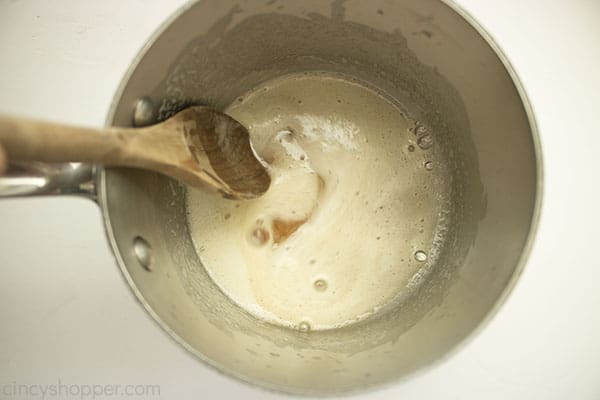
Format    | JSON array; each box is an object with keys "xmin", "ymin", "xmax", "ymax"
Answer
[{"xmin": 0, "ymin": 114, "xmax": 133, "ymax": 164}]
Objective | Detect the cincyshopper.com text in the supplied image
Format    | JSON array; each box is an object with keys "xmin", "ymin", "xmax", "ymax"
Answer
[{"xmin": 2, "ymin": 380, "xmax": 161, "ymax": 399}]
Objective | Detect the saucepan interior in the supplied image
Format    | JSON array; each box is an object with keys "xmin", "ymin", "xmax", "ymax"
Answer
[{"xmin": 99, "ymin": 0, "xmax": 539, "ymax": 394}]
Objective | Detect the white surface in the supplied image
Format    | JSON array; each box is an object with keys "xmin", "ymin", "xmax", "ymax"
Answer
[{"xmin": 0, "ymin": 0, "xmax": 599, "ymax": 398}]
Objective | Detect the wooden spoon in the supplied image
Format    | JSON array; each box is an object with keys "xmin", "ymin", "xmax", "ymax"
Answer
[{"xmin": 0, "ymin": 106, "xmax": 271, "ymax": 199}]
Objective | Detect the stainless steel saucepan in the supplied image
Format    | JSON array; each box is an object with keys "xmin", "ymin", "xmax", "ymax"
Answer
[{"xmin": 0, "ymin": 0, "xmax": 541, "ymax": 394}]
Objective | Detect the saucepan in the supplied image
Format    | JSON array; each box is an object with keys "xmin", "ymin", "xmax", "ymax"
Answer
[{"xmin": 0, "ymin": 0, "xmax": 541, "ymax": 394}]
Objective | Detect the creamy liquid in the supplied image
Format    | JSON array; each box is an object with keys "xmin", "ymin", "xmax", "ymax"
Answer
[{"xmin": 186, "ymin": 73, "xmax": 442, "ymax": 331}]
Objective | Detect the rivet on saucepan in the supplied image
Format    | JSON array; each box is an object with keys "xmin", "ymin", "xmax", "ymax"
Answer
[
  {"xmin": 414, "ymin": 250, "xmax": 428, "ymax": 262},
  {"xmin": 133, "ymin": 236, "xmax": 153, "ymax": 271},
  {"xmin": 133, "ymin": 97, "xmax": 157, "ymax": 127}
]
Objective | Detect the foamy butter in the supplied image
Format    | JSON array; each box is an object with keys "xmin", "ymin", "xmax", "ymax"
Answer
[{"xmin": 186, "ymin": 73, "xmax": 439, "ymax": 331}]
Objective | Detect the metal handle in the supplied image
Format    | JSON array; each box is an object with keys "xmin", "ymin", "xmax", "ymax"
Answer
[{"xmin": 0, "ymin": 162, "xmax": 96, "ymax": 200}]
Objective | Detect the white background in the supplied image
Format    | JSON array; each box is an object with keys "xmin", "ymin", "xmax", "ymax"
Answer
[{"xmin": 1, "ymin": 0, "xmax": 599, "ymax": 398}]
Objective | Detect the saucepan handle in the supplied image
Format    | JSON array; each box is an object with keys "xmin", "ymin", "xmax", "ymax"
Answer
[{"xmin": 0, "ymin": 161, "xmax": 96, "ymax": 200}]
